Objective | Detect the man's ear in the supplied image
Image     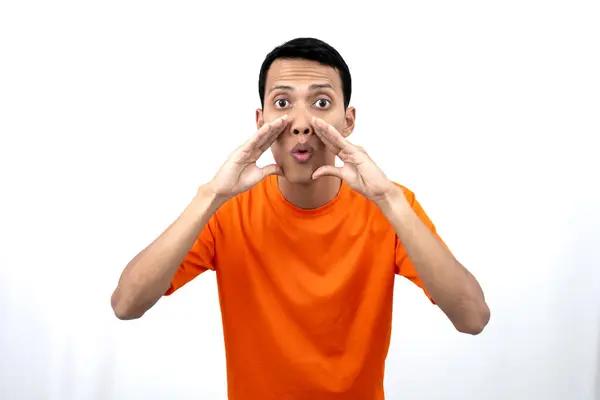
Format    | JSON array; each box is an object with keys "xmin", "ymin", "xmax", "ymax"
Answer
[
  {"xmin": 256, "ymin": 108, "xmax": 264, "ymax": 129},
  {"xmin": 343, "ymin": 107, "xmax": 356, "ymax": 138}
]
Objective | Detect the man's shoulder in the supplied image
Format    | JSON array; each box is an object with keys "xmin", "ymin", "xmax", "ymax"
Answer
[
  {"xmin": 213, "ymin": 177, "xmax": 271, "ymax": 218},
  {"xmin": 235, "ymin": 176, "xmax": 272, "ymax": 206}
]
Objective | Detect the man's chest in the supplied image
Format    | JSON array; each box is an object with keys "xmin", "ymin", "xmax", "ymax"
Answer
[
  {"xmin": 212, "ymin": 212, "xmax": 398, "ymax": 364},
  {"xmin": 213, "ymin": 212, "xmax": 397, "ymax": 299}
]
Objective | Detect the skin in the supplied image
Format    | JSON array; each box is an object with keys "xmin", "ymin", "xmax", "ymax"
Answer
[{"xmin": 112, "ymin": 58, "xmax": 490, "ymax": 335}]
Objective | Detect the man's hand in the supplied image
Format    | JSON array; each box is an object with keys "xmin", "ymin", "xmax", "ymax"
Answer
[
  {"xmin": 311, "ymin": 117, "xmax": 395, "ymax": 203},
  {"xmin": 207, "ymin": 115, "xmax": 290, "ymax": 201}
]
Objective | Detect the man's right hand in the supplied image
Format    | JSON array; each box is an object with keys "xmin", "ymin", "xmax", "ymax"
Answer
[{"xmin": 206, "ymin": 115, "xmax": 290, "ymax": 201}]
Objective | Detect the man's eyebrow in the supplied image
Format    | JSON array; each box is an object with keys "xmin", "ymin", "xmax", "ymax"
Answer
[
  {"xmin": 309, "ymin": 83, "xmax": 334, "ymax": 91},
  {"xmin": 269, "ymin": 85, "xmax": 294, "ymax": 93},
  {"xmin": 268, "ymin": 83, "xmax": 335, "ymax": 93}
]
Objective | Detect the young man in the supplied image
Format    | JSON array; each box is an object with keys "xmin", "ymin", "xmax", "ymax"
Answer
[{"xmin": 111, "ymin": 37, "xmax": 490, "ymax": 399}]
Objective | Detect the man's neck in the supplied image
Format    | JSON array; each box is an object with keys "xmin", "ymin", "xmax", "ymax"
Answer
[{"xmin": 277, "ymin": 175, "xmax": 342, "ymax": 210}]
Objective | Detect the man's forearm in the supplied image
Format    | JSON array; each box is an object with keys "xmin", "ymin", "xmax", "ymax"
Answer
[
  {"xmin": 375, "ymin": 186, "xmax": 490, "ymax": 334},
  {"xmin": 111, "ymin": 184, "xmax": 223, "ymax": 320}
]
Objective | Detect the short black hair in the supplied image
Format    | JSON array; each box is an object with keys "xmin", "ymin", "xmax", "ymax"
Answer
[{"xmin": 258, "ymin": 37, "xmax": 352, "ymax": 109}]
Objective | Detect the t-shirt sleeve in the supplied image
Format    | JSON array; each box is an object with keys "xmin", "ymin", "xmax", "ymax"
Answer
[
  {"xmin": 163, "ymin": 214, "xmax": 218, "ymax": 296},
  {"xmin": 394, "ymin": 186, "xmax": 450, "ymax": 304}
]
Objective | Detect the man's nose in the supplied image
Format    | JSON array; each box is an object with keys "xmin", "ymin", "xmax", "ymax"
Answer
[{"xmin": 290, "ymin": 120, "xmax": 313, "ymax": 136}]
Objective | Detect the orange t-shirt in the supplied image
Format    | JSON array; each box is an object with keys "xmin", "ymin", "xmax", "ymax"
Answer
[{"xmin": 165, "ymin": 175, "xmax": 446, "ymax": 399}]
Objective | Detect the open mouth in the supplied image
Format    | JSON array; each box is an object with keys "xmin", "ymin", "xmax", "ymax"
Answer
[{"xmin": 292, "ymin": 149, "xmax": 312, "ymax": 162}]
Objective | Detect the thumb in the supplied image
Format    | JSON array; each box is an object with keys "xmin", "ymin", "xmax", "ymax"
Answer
[
  {"xmin": 260, "ymin": 163, "xmax": 283, "ymax": 178},
  {"xmin": 312, "ymin": 165, "xmax": 342, "ymax": 180}
]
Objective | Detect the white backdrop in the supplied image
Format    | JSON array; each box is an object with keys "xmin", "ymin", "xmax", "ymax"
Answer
[{"xmin": 1, "ymin": 1, "xmax": 599, "ymax": 399}]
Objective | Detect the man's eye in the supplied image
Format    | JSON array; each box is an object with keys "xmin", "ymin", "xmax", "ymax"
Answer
[
  {"xmin": 275, "ymin": 99, "xmax": 290, "ymax": 109},
  {"xmin": 314, "ymin": 99, "xmax": 331, "ymax": 108}
]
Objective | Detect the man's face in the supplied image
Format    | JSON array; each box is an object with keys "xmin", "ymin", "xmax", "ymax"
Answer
[{"xmin": 257, "ymin": 58, "xmax": 355, "ymax": 184}]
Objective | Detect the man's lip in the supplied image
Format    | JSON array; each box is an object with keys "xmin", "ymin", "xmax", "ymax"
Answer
[
  {"xmin": 291, "ymin": 144, "xmax": 313, "ymax": 154},
  {"xmin": 292, "ymin": 151, "xmax": 313, "ymax": 162}
]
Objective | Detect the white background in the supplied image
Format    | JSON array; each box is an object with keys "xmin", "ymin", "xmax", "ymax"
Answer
[{"xmin": 1, "ymin": 1, "xmax": 599, "ymax": 399}]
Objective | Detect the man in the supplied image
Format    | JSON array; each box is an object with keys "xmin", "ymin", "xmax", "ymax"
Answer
[{"xmin": 111, "ymin": 37, "xmax": 490, "ymax": 399}]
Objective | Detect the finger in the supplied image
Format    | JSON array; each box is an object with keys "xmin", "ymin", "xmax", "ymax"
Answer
[
  {"xmin": 311, "ymin": 117, "xmax": 342, "ymax": 154},
  {"xmin": 311, "ymin": 117, "xmax": 354, "ymax": 155},
  {"xmin": 260, "ymin": 163, "xmax": 283, "ymax": 178},
  {"xmin": 312, "ymin": 165, "xmax": 343, "ymax": 180},
  {"xmin": 256, "ymin": 115, "xmax": 290, "ymax": 151},
  {"xmin": 242, "ymin": 115, "xmax": 288, "ymax": 152}
]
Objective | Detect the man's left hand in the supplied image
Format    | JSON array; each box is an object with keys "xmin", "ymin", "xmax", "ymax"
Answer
[{"xmin": 311, "ymin": 117, "xmax": 397, "ymax": 204}]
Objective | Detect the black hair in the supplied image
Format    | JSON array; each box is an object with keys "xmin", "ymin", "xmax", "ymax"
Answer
[{"xmin": 258, "ymin": 37, "xmax": 352, "ymax": 109}]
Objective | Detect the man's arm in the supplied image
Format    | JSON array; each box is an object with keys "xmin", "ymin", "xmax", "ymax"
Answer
[
  {"xmin": 308, "ymin": 117, "xmax": 490, "ymax": 334},
  {"xmin": 376, "ymin": 186, "xmax": 490, "ymax": 335},
  {"xmin": 110, "ymin": 185, "xmax": 222, "ymax": 320},
  {"xmin": 110, "ymin": 115, "xmax": 292, "ymax": 320}
]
